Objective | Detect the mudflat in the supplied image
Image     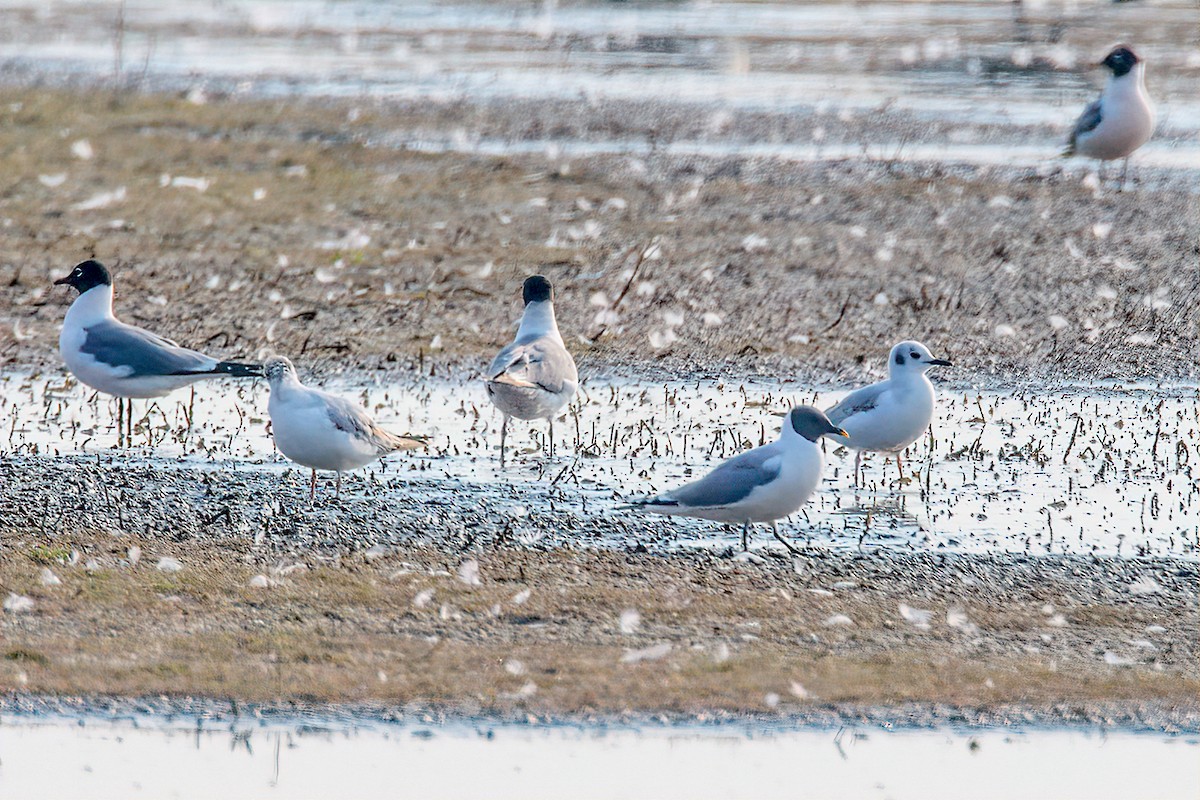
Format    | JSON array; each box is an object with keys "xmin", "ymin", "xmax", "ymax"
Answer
[
  {"xmin": 0, "ymin": 88, "xmax": 1194, "ymax": 383},
  {"xmin": 0, "ymin": 85, "xmax": 1196, "ymax": 727}
]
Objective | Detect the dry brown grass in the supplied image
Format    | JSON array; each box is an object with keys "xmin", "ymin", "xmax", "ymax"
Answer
[{"xmin": 1, "ymin": 532, "xmax": 1195, "ymax": 712}]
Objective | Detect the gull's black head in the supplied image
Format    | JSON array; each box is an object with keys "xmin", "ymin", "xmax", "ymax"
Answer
[
  {"xmin": 522, "ymin": 275, "xmax": 553, "ymax": 305},
  {"xmin": 54, "ymin": 259, "xmax": 112, "ymax": 294},
  {"xmin": 788, "ymin": 406, "xmax": 848, "ymax": 443},
  {"xmin": 1102, "ymin": 45, "xmax": 1140, "ymax": 77}
]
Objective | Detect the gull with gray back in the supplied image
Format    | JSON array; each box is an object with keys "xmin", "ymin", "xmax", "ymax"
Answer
[
  {"xmin": 825, "ymin": 340, "xmax": 951, "ymax": 485},
  {"xmin": 485, "ymin": 275, "xmax": 578, "ymax": 466},
  {"xmin": 54, "ymin": 259, "xmax": 263, "ymax": 443},
  {"xmin": 626, "ymin": 406, "xmax": 847, "ymax": 551}
]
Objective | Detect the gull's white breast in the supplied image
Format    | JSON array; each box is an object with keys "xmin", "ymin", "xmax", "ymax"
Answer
[
  {"xmin": 269, "ymin": 389, "xmax": 378, "ymax": 472},
  {"xmin": 1076, "ymin": 76, "xmax": 1154, "ymax": 161},
  {"xmin": 835, "ymin": 379, "xmax": 934, "ymax": 453}
]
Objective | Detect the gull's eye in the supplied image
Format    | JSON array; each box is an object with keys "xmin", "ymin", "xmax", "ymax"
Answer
[{"xmin": 910, "ymin": 352, "xmax": 920, "ymax": 359}]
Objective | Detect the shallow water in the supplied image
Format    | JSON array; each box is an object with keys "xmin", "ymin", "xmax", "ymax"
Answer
[
  {"xmin": 396, "ymin": 135, "xmax": 1200, "ymax": 169},
  {"xmin": 0, "ymin": 713, "xmax": 1196, "ymax": 800},
  {"xmin": 0, "ymin": 0, "xmax": 1197, "ymax": 170},
  {"xmin": 2, "ymin": 372, "xmax": 1195, "ymax": 558}
]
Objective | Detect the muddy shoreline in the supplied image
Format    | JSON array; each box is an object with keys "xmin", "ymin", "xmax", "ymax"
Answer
[
  {"xmin": 0, "ymin": 87, "xmax": 1195, "ymax": 385},
  {"xmin": 2, "ymin": 694, "xmax": 1198, "ymax": 734}
]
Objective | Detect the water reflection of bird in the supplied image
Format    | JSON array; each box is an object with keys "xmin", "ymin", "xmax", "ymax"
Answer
[
  {"xmin": 625, "ymin": 406, "xmax": 846, "ymax": 552},
  {"xmin": 54, "ymin": 259, "xmax": 262, "ymax": 445},
  {"xmin": 264, "ymin": 355, "xmax": 425, "ymax": 502},
  {"xmin": 485, "ymin": 275, "xmax": 578, "ymax": 467},
  {"xmin": 824, "ymin": 340, "xmax": 951, "ymax": 485},
  {"xmin": 1064, "ymin": 45, "xmax": 1155, "ymax": 190}
]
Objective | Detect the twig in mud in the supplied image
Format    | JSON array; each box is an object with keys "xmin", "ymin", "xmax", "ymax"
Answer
[
  {"xmin": 1149, "ymin": 400, "xmax": 1163, "ymax": 463},
  {"xmin": 1062, "ymin": 414, "xmax": 1083, "ymax": 464},
  {"xmin": 772, "ymin": 525, "xmax": 803, "ymax": 556},
  {"xmin": 821, "ymin": 297, "xmax": 851, "ymax": 333},
  {"xmin": 548, "ymin": 459, "xmax": 576, "ymax": 488},
  {"xmin": 590, "ymin": 241, "xmax": 657, "ymax": 343}
]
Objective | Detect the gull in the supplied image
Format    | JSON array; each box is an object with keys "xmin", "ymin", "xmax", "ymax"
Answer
[
  {"xmin": 264, "ymin": 356, "xmax": 425, "ymax": 502},
  {"xmin": 485, "ymin": 275, "xmax": 578, "ymax": 466},
  {"xmin": 55, "ymin": 259, "xmax": 262, "ymax": 444},
  {"xmin": 1064, "ymin": 45, "xmax": 1154, "ymax": 190},
  {"xmin": 825, "ymin": 340, "xmax": 951, "ymax": 485},
  {"xmin": 625, "ymin": 406, "xmax": 847, "ymax": 552}
]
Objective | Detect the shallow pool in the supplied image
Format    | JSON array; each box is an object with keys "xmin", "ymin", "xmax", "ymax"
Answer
[{"xmin": 1, "ymin": 372, "xmax": 1195, "ymax": 558}]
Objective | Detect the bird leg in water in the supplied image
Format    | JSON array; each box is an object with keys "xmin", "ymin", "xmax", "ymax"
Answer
[
  {"xmin": 853, "ymin": 450, "xmax": 862, "ymax": 488},
  {"xmin": 115, "ymin": 397, "xmax": 124, "ymax": 448},
  {"xmin": 548, "ymin": 419, "xmax": 555, "ymax": 458},
  {"xmin": 771, "ymin": 521, "xmax": 802, "ymax": 556},
  {"xmin": 1119, "ymin": 157, "xmax": 1130, "ymax": 191},
  {"xmin": 740, "ymin": 520, "xmax": 751, "ymax": 552},
  {"xmin": 499, "ymin": 416, "xmax": 509, "ymax": 468},
  {"xmin": 336, "ymin": 472, "xmax": 343, "ymax": 498},
  {"xmin": 309, "ymin": 469, "xmax": 318, "ymax": 504},
  {"xmin": 896, "ymin": 451, "xmax": 906, "ymax": 485}
]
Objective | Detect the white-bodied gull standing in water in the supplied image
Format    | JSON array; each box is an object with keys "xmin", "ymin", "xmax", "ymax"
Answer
[
  {"xmin": 626, "ymin": 406, "xmax": 847, "ymax": 552},
  {"xmin": 55, "ymin": 259, "xmax": 263, "ymax": 444},
  {"xmin": 485, "ymin": 275, "xmax": 578, "ymax": 467},
  {"xmin": 264, "ymin": 356, "xmax": 425, "ymax": 502},
  {"xmin": 824, "ymin": 340, "xmax": 951, "ymax": 486},
  {"xmin": 1064, "ymin": 44, "xmax": 1154, "ymax": 190}
]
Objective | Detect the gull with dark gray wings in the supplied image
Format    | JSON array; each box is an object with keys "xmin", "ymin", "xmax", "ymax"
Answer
[
  {"xmin": 55, "ymin": 259, "xmax": 263, "ymax": 442},
  {"xmin": 626, "ymin": 406, "xmax": 846, "ymax": 551},
  {"xmin": 485, "ymin": 275, "xmax": 578, "ymax": 466}
]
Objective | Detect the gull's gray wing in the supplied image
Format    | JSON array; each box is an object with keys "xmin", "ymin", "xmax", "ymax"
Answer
[
  {"xmin": 487, "ymin": 337, "xmax": 578, "ymax": 394},
  {"xmin": 1066, "ymin": 98, "xmax": 1103, "ymax": 155},
  {"xmin": 825, "ymin": 382, "xmax": 887, "ymax": 426},
  {"xmin": 650, "ymin": 447, "xmax": 782, "ymax": 510},
  {"xmin": 80, "ymin": 319, "xmax": 215, "ymax": 377},
  {"xmin": 320, "ymin": 391, "xmax": 422, "ymax": 454}
]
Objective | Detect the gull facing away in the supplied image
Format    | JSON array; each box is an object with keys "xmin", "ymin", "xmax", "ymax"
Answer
[
  {"xmin": 625, "ymin": 407, "xmax": 847, "ymax": 552},
  {"xmin": 264, "ymin": 356, "xmax": 425, "ymax": 502},
  {"xmin": 825, "ymin": 340, "xmax": 951, "ymax": 485},
  {"xmin": 1064, "ymin": 45, "xmax": 1154, "ymax": 190},
  {"xmin": 485, "ymin": 275, "xmax": 578, "ymax": 466},
  {"xmin": 55, "ymin": 259, "xmax": 263, "ymax": 443}
]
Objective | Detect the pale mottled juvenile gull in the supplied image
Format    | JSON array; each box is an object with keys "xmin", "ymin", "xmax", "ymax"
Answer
[
  {"xmin": 264, "ymin": 356, "xmax": 425, "ymax": 502},
  {"xmin": 1064, "ymin": 45, "xmax": 1154, "ymax": 190},
  {"xmin": 485, "ymin": 275, "xmax": 578, "ymax": 466},
  {"xmin": 626, "ymin": 406, "xmax": 847, "ymax": 551},
  {"xmin": 55, "ymin": 259, "xmax": 262, "ymax": 442},
  {"xmin": 825, "ymin": 340, "xmax": 951, "ymax": 485}
]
